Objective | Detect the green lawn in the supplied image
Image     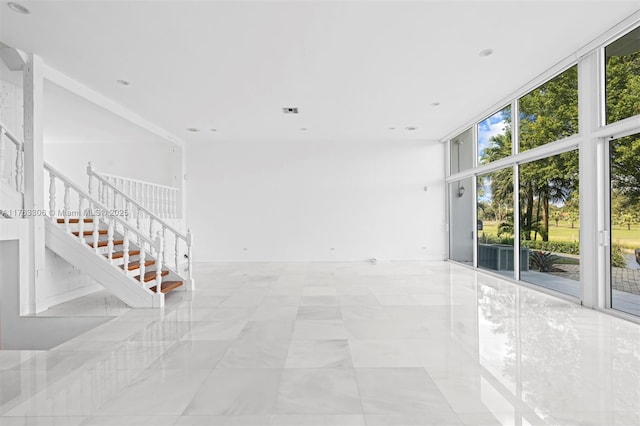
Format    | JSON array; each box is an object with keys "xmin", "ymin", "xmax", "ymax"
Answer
[{"xmin": 481, "ymin": 220, "xmax": 640, "ymax": 250}]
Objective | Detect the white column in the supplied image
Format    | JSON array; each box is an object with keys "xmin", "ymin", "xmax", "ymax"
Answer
[{"xmin": 23, "ymin": 53, "xmax": 45, "ymax": 313}]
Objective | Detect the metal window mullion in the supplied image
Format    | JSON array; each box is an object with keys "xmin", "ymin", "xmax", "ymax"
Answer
[
  {"xmin": 512, "ymin": 99, "xmax": 519, "ymax": 156},
  {"xmin": 472, "ymin": 175, "xmax": 478, "ymax": 269},
  {"xmin": 473, "ymin": 123, "xmax": 478, "ymax": 169},
  {"xmin": 602, "ymin": 139, "xmax": 611, "ymax": 310},
  {"xmin": 513, "ymin": 164, "xmax": 520, "ymax": 280}
]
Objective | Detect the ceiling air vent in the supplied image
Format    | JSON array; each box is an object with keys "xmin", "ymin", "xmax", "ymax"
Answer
[{"xmin": 282, "ymin": 107, "xmax": 299, "ymax": 114}]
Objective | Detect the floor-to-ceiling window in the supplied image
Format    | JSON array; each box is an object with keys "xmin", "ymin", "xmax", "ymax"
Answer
[
  {"xmin": 609, "ymin": 133, "xmax": 640, "ymax": 316},
  {"xmin": 518, "ymin": 151, "xmax": 580, "ymax": 297},
  {"xmin": 449, "ymin": 128, "xmax": 474, "ymax": 265},
  {"xmin": 446, "ymin": 19, "xmax": 640, "ymax": 319},
  {"xmin": 477, "ymin": 169, "xmax": 514, "ymax": 275},
  {"xmin": 605, "ymin": 25, "xmax": 640, "ymax": 316}
]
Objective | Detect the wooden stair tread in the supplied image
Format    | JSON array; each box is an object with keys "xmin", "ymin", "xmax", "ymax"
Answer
[
  {"xmin": 73, "ymin": 230, "xmax": 108, "ymax": 236},
  {"xmin": 119, "ymin": 259, "xmax": 155, "ymax": 271},
  {"xmin": 57, "ymin": 218, "xmax": 94, "ymax": 224},
  {"xmin": 135, "ymin": 270, "xmax": 169, "ymax": 283},
  {"xmin": 87, "ymin": 239, "xmax": 124, "ymax": 248},
  {"xmin": 109, "ymin": 250, "xmax": 141, "ymax": 259},
  {"xmin": 149, "ymin": 280, "xmax": 183, "ymax": 294}
]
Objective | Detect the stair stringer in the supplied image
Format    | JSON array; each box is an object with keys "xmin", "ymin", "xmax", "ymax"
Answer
[{"xmin": 45, "ymin": 221, "xmax": 164, "ymax": 308}]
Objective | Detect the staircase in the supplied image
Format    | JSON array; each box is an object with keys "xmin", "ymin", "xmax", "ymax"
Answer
[
  {"xmin": 44, "ymin": 162, "xmax": 193, "ymax": 308},
  {"xmin": 1, "ymin": 118, "xmax": 190, "ymax": 308}
]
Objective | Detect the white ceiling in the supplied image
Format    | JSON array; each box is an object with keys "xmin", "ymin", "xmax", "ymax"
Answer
[{"xmin": 1, "ymin": 1, "xmax": 639, "ymax": 143}]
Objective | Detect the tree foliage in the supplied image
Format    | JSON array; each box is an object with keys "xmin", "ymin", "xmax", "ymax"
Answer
[
  {"xmin": 607, "ymin": 46, "xmax": 640, "ymax": 213},
  {"xmin": 479, "ymin": 52, "xmax": 639, "ymax": 246}
]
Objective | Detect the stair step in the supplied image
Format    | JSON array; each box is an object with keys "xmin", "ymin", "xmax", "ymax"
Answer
[
  {"xmin": 149, "ymin": 280, "xmax": 183, "ymax": 294},
  {"xmin": 73, "ymin": 229, "xmax": 108, "ymax": 237},
  {"xmin": 120, "ymin": 259, "xmax": 155, "ymax": 271},
  {"xmin": 135, "ymin": 270, "xmax": 169, "ymax": 283},
  {"xmin": 57, "ymin": 218, "xmax": 94, "ymax": 224},
  {"xmin": 109, "ymin": 250, "xmax": 141, "ymax": 260},
  {"xmin": 87, "ymin": 239, "xmax": 124, "ymax": 248}
]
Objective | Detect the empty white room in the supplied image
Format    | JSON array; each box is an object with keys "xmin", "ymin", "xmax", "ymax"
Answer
[{"xmin": 0, "ymin": 1, "xmax": 639, "ymax": 425}]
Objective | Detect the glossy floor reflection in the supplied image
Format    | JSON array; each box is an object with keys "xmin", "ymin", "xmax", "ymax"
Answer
[{"xmin": 0, "ymin": 261, "xmax": 638, "ymax": 425}]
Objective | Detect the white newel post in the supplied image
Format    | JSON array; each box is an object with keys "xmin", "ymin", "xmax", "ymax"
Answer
[{"xmin": 23, "ymin": 53, "xmax": 45, "ymax": 313}]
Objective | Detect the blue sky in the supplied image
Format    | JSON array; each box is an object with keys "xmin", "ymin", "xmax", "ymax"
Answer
[{"xmin": 478, "ymin": 108, "xmax": 509, "ymax": 162}]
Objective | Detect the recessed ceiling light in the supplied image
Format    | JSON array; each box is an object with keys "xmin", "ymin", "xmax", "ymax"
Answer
[
  {"xmin": 431, "ymin": 102, "xmax": 440, "ymax": 107},
  {"xmin": 186, "ymin": 128, "xmax": 199, "ymax": 132},
  {"xmin": 388, "ymin": 127, "xmax": 396, "ymax": 130},
  {"xmin": 406, "ymin": 126, "xmax": 417, "ymax": 131},
  {"xmin": 479, "ymin": 48, "xmax": 494, "ymax": 57},
  {"xmin": 116, "ymin": 79, "xmax": 130, "ymax": 86},
  {"xmin": 209, "ymin": 128, "xmax": 217, "ymax": 132},
  {"xmin": 7, "ymin": 2, "xmax": 30, "ymax": 14},
  {"xmin": 300, "ymin": 128, "xmax": 307, "ymax": 131}
]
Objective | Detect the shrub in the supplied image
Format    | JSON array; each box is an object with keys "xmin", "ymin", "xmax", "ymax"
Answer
[
  {"xmin": 529, "ymin": 251, "xmax": 561, "ymax": 272},
  {"xmin": 611, "ymin": 244, "xmax": 627, "ymax": 268},
  {"xmin": 521, "ymin": 240, "xmax": 580, "ymax": 255}
]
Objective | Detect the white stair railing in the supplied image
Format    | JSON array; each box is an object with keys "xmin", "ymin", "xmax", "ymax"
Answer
[
  {"xmin": 86, "ymin": 162, "xmax": 193, "ymax": 288},
  {"xmin": 93, "ymin": 169, "xmax": 180, "ymax": 219},
  {"xmin": 44, "ymin": 161, "xmax": 167, "ymax": 297},
  {"xmin": 0, "ymin": 121, "xmax": 25, "ymax": 215}
]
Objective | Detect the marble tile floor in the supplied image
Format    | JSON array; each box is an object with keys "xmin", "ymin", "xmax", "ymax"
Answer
[{"xmin": 0, "ymin": 261, "xmax": 639, "ymax": 425}]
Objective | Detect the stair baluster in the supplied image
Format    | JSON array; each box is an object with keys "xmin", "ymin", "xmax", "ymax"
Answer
[
  {"xmin": 139, "ymin": 245, "xmax": 146, "ymax": 285},
  {"xmin": 155, "ymin": 231, "xmax": 164, "ymax": 293},
  {"xmin": 161, "ymin": 226, "xmax": 167, "ymax": 273},
  {"xmin": 92, "ymin": 202, "xmax": 100, "ymax": 254},
  {"xmin": 186, "ymin": 229, "xmax": 193, "ymax": 282},
  {"xmin": 174, "ymin": 235, "xmax": 179, "ymax": 271},
  {"xmin": 136, "ymin": 209, "xmax": 142, "ymax": 244},
  {"xmin": 15, "ymin": 141, "xmax": 23, "ymax": 193},
  {"xmin": 78, "ymin": 196, "xmax": 85, "ymax": 244},
  {"xmin": 63, "ymin": 183, "xmax": 70, "ymax": 233},
  {"xmin": 123, "ymin": 228, "xmax": 130, "ymax": 273},
  {"xmin": 48, "ymin": 172, "xmax": 56, "ymax": 222},
  {"xmin": 107, "ymin": 217, "xmax": 114, "ymax": 263},
  {"xmin": 166, "ymin": 188, "xmax": 170, "ymax": 217},
  {"xmin": 87, "ymin": 162, "xmax": 93, "ymax": 195}
]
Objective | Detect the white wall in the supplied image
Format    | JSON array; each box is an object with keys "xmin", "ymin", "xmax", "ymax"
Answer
[
  {"xmin": 44, "ymin": 141, "xmax": 178, "ymax": 188},
  {"xmin": 186, "ymin": 138, "xmax": 446, "ymax": 262},
  {"xmin": 38, "ymin": 248, "xmax": 103, "ymax": 310},
  {"xmin": 43, "ymin": 80, "xmax": 181, "ymax": 187}
]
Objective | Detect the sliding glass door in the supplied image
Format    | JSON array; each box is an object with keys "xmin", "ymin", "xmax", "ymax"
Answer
[{"xmin": 609, "ymin": 133, "xmax": 640, "ymax": 316}]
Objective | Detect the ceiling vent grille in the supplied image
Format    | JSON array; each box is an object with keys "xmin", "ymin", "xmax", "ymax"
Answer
[{"xmin": 282, "ymin": 107, "xmax": 299, "ymax": 114}]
